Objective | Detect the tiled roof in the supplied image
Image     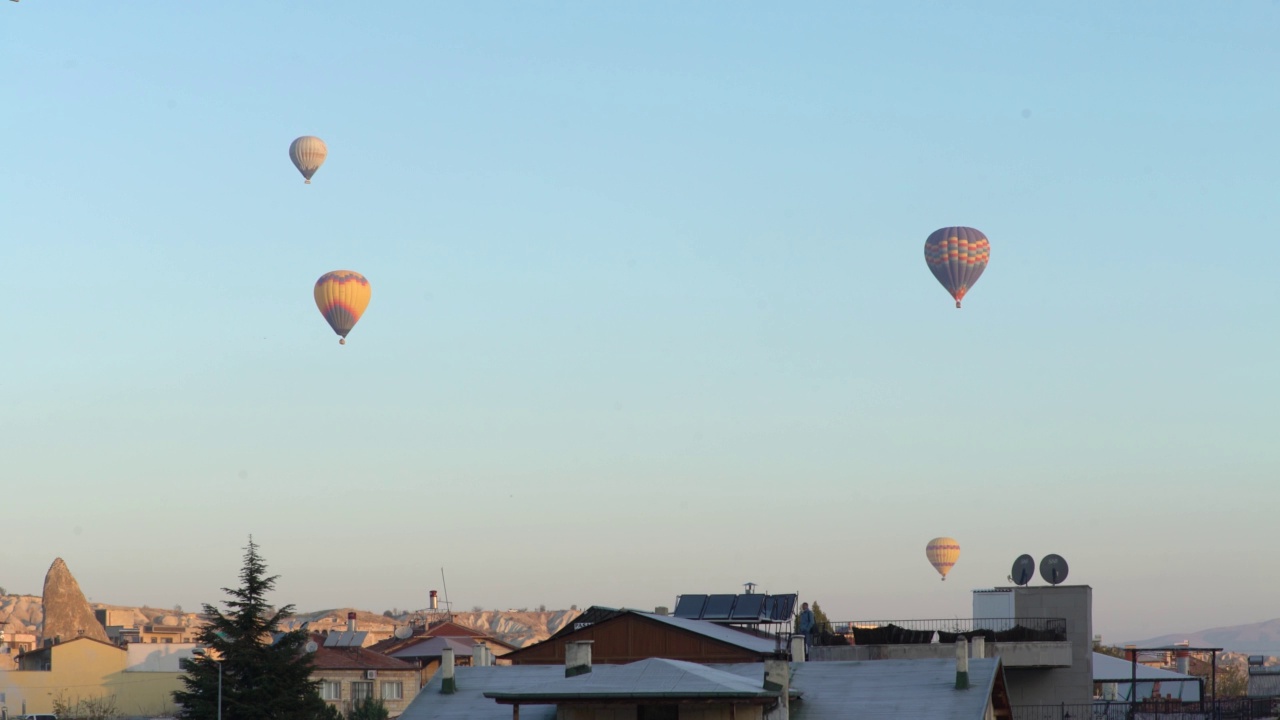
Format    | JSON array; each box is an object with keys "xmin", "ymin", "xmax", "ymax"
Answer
[{"xmin": 310, "ymin": 644, "xmax": 418, "ymax": 671}]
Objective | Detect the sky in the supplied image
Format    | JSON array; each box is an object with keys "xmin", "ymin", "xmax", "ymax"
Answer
[{"xmin": 2, "ymin": 2, "xmax": 1278, "ymax": 644}]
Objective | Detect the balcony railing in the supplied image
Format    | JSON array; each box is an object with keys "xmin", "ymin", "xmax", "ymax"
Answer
[
  {"xmin": 812, "ymin": 618, "xmax": 1067, "ymax": 646},
  {"xmin": 1013, "ymin": 698, "xmax": 1268, "ymax": 720}
]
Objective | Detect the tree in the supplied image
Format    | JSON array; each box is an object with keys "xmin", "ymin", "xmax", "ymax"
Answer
[
  {"xmin": 348, "ymin": 699, "xmax": 389, "ymax": 720},
  {"xmin": 174, "ymin": 538, "xmax": 328, "ymax": 720}
]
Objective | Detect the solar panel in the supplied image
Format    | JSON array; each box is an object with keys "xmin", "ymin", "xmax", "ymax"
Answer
[
  {"xmin": 730, "ymin": 593, "xmax": 766, "ymax": 620},
  {"xmin": 702, "ymin": 594, "xmax": 736, "ymax": 620},
  {"xmin": 673, "ymin": 595, "xmax": 708, "ymax": 619},
  {"xmin": 768, "ymin": 594, "xmax": 798, "ymax": 622}
]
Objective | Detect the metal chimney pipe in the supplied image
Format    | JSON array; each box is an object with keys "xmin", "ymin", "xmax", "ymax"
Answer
[{"xmin": 347, "ymin": 612, "xmax": 356, "ymax": 633}]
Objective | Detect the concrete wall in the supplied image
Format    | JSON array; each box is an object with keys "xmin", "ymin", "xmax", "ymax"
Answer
[
  {"xmin": 315, "ymin": 668, "xmax": 420, "ymax": 718},
  {"xmin": 555, "ymin": 704, "xmax": 765, "ymax": 720},
  {"xmin": 0, "ymin": 638, "xmax": 181, "ymax": 717},
  {"xmin": 1008, "ymin": 585, "xmax": 1092, "ymax": 707}
]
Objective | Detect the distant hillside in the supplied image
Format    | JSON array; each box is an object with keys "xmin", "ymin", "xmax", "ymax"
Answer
[
  {"xmin": 285, "ymin": 608, "xmax": 579, "ymax": 648},
  {"xmin": 1, "ymin": 595, "xmax": 577, "ymax": 650},
  {"xmin": 1127, "ymin": 618, "xmax": 1280, "ymax": 657}
]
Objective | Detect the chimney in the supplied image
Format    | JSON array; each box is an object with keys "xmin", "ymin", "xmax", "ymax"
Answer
[
  {"xmin": 347, "ymin": 612, "xmax": 356, "ymax": 633},
  {"xmin": 474, "ymin": 641, "xmax": 489, "ymax": 667},
  {"xmin": 1175, "ymin": 641, "xmax": 1189, "ymax": 675},
  {"xmin": 971, "ymin": 636, "xmax": 985, "ymax": 659},
  {"xmin": 430, "ymin": 590, "xmax": 439, "ymax": 611},
  {"xmin": 763, "ymin": 658, "xmax": 790, "ymax": 720},
  {"xmin": 565, "ymin": 640, "xmax": 593, "ymax": 677},
  {"xmin": 1125, "ymin": 644, "xmax": 1137, "ymax": 662},
  {"xmin": 440, "ymin": 647, "xmax": 457, "ymax": 694},
  {"xmin": 790, "ymin": 635, "xmax": 806, "ymax": 662},
  {"xmin": 955, "ymin": 636, "xmax": 970, "ymax": 689}
]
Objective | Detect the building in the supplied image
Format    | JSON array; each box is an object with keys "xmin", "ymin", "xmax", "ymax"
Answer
[
  {"xmin": 369, "ymin": 619, "xmax": 518, "ymax": 683},
  {"xmin": 809, "ymin": 584, "xmax": 1092, "ymax": 709},
  {"xmin": 1093, "ymin": 652, "xmax": 1201, "ymax": 701},
  {"xmin": 503, "ymin": 609, "xmax": 783, "ymax": 666},
  {"xmin": 397, "ymin": 640, "xmax": 1011, "ymax": 720},
  {"xmin": 2, "ymin": 636, "xmax": 191, "ymax": 717},
  {"xmin": 310, "ymin": 635, "xmax": 421, "ymax": 718}
]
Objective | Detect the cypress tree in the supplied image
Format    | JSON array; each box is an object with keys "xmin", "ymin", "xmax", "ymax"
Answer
[{"xmin": 175, "ymin": 537, "xmax": 327, "ymax": 720}]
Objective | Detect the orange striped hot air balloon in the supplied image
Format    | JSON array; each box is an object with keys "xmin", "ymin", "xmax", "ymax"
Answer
[
  {"xmin": 926, "ymin": 537, "xmax": 960, "ymax": 581},
  {"xmin": 314, "ymin": 270, "xmax": 371, "ymax": 345},
  {"xmin": 924, "ymin": 227, "xmax": 990, "ymax": 308}
]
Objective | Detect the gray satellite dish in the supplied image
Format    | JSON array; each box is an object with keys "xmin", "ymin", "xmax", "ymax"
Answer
[
  {"xmin": 304, "ymin": 640, "xmax": 319, "ymax": 653},
  {"xmin": 393, "ymin": 625, "xmax": 412, "ymax": 640},
  {"xmin": 1011, "ymin": 554, "xmax": 1035, "ymax": 586},
  {"xmin": 1039, "ymin": 554, "xmax": 1069, "ymax": 585}
]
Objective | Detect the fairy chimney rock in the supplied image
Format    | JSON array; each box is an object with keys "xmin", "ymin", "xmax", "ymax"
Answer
[{"xmin": 41, "ymin": 557, "xmax": 109, "ymax": 645}]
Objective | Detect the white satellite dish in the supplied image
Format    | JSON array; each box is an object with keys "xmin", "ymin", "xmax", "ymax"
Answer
[
  {"xmin": 394, "ymin": 626, "xmax": 412, "ymax": 640},
  {"xmin": 304, "ymin": 641, "xmax": 319, "ymax": 653}
]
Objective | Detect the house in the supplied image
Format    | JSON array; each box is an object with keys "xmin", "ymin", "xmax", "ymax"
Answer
[
  {"xmin": 369, "ymin": 619, "xmax": 518, "ymax": 683},
  {"xmin": 503, "ymin": 609, "xmax": 783, "ymax": 666},
  {"xmin": 397, "ymin": 640, "xmax": 1011, "ymax": 720},
  {"xmin": 310, "ymin": 635, "xmax": 421, "ymax": 718},
  {"xmin": 1093, "ymin": 652, "xmax": 1201, "ymax": 701},
  {"xmin": 2, "ymin": 636, "xmax": 190, "ymax": 716}
]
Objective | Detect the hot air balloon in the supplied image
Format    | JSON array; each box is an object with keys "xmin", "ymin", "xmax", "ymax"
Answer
[
  {"xmin": 289, "ymin": 136, "xmax": 328, "ymax": 184},
  {"xmin": 926, "ymin": 537, "xmax": 960, "ymax": 581},
  {"xmin": 924, "ymin": 227, "xmax": 990, "ymax": 308},
  {"xmin": 314, "ymin": 270, "xmax": 370, "ymax": 345}
]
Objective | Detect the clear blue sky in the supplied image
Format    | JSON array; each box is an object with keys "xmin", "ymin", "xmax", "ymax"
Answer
[{"xmin": 3, "ymin": 2, "xmax": 1277, "ymax": 643}]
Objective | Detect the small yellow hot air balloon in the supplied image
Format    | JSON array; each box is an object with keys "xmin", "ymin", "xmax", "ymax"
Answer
[
  {"xmin": 314, "ymin": 270, "xmax": 370, "ymax": 345},
  {"xmin": 926, "ymin": 537, "xmax": 960, "ymax": 581},
  {"xmin": 289, "ymin": 136, "xmax": 328, "ymax": 184}
]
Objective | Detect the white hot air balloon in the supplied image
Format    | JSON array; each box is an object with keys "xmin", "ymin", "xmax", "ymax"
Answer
[{"xmin": 289, "ymin": 136, "xmax": 328, "ymax": 184}]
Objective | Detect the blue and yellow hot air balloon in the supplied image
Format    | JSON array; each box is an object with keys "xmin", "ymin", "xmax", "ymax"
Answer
[
  {"xmin": 924, "ymin": 227, "xmax": 990, "ymax": 308},
  {"xmin": 314, "ymin": 271, "xmax": 370, "ymax": 345},
  {"xmin": 926, "ymin": 537, "xmax": 960, "ymax": 581}
]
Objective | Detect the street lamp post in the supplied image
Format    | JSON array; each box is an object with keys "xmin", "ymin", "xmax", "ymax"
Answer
[{"xmin": 193, "ymin": 648, "xmax": 223, "ymax": 720}]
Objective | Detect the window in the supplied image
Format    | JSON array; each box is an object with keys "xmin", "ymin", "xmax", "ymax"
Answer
[
  {"xmin": 351, "ymin": 682, "xmax": 374, "ymax": 701},
  {"xmin": 320, "ymin": 681, "xmax": 341, "ymax": 701},
  {"xmin": 380, "ymin": 681, "xmax": 403, "ymax": 701}
]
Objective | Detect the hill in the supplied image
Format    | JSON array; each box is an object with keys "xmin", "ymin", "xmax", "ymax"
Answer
[
  {"xmin": 1126, "ymin": 618, "xmax": 1280, "ymax": 657},
  {"xmin": 0, "ymin": 595, "xmax": 576, "ymax": 649}
]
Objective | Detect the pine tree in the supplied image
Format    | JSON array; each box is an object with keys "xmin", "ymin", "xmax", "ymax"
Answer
[{"xmin": 174, "ymin": 537, "xmax": 328, "ymax": 720}]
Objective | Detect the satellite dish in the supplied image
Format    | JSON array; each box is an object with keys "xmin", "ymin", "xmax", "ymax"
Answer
[
  {"xmin": 394, "ymin": 625, "xmax": 412, "ymax": 640},
  {"xmin": 1011, "ymin": 555, "xmax": 1035, "ymax": 586},
  {"xmin": 1039, "ymin": 554, "xmax": 1069, "ymax": 585},
  {"xmin": 304, "ymin": 641, "xmax": 319, "ymax": 653}
]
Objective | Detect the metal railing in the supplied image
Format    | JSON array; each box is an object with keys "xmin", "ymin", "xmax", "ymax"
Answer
[
  {"xmin": 1013, "ymin": 699, "xmax": 1268, "ymax": 720},
  {"xmin": 811, "ymin": 618, "xmax": 1067, "ymax": 646}
]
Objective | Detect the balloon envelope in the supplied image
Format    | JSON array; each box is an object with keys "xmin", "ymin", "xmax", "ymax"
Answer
[
  {"xmin": 314, "ymin": 270, "xmax": 370, "ymax": 344},
  {"xmin": 289, "ymin": 136, "xmax": 328, "ymax": 184},
  {"xmin": 926, "ymin": 537, "xmax": 960, "ymax": 581},
  {"xmin": 924, "ymin": 227, "xmax": 989, "ymax": 308}
]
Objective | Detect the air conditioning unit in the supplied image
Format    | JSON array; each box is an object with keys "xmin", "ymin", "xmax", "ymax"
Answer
[{"xmin": 365, "ymin": 669, "xmax": 377, "ymax": 680}]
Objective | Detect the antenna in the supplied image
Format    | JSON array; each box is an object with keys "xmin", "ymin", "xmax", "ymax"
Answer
[
  {"xmin": 440, "ymin": 568, "xmax": 454, "ymax": 618},
  {"xmin": 393, "ymin": 625, "xmax": 412, "ymax": 640},
  {"xmin": 304, "ymin": 640, "xmax": 319, "ymax": 653},
  {"xmin": 1039, "ymin": 554, "xmax": 1069, "ymax": 586},
  {"xmin": 1011, "ymin": 555, "xmax": 1035, "ymax": 586}
]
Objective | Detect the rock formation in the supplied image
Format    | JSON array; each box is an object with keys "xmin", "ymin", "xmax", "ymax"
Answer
[{"xmin": 40, "ymin": 557, "xmax": 108, "ymax": 645}]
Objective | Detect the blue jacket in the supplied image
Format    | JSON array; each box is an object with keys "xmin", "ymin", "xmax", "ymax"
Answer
[{"xmin": 799, "ymin": 609, "xmax": 815, "ymax": 634}]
